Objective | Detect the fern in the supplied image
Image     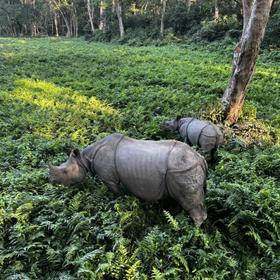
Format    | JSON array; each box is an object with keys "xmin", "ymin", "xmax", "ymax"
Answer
[
  {"xmin": 77, "ymin": 268, "xmax": 97, "ymax": 279},
  {"xmin": 246, "ymin": 226, "xmax": 274, "ymax": 257},
  {"xmin": 163, "ymin": 210, "xmax": 179, "ymax": 231},
  {"xmin": 152, "ymin": 267, "xmax": 165, "ymax": 280},
  {"xmin": 264, "ymin": 213, "xmax": 280, "ymax": 240},
  {"xmin": 169, "ymin": 244, "xmax": 190, "ymax": 273},
  {"xmin": 125, "ymin": 260, "xmax": 142, "ymax": 280}
]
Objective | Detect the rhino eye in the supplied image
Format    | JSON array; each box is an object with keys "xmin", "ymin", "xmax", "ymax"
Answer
[{"xmin": 63, "ymin": 170, "xmax": 68, "ymax": 174}]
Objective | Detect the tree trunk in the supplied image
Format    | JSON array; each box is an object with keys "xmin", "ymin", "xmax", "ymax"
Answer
[
  {"xmin": 221, "ymin": 0, "xmax": 273, "ymax": 125},
  {"xmin": 65, "ymin": 18, "xmax": 72, "ymax": 37},
  {"xmin": 54, "ymin": 12, "xmax": 59, "ymax": 36},
  {"xmin": 160, "ymin": 0, "xmax": 167, "ymax": 37},
  {"xmin": 86, "ymin": 0, "xmax": 95, "ymax": 33},
  {"xmin": 116, "ymin": 0, "xmax": 125, "ymax": 39},
  {"xmin": 229, "ymin": 0, "xmax": 254, "ymax": 78},
  {"xmin": 99, "ymin": 0, "xmax": 106, "ymax": 31},
  {"xmin": 242, "ymin": 0, "xmax": 254, "ymax": 34},
  {"xmin": 72, "ymin": 4, "xmax": 78, "ymax": 37},
  {"xmin": 186, "ymin": 0, "xmax": 191, "ymax": 12},
  {"xmin": 60, "ymin": 10, "xmax": 71, "ymax": 37},
  {"xmin": 51, "ymin": 0, "xmax": 73, "ymax": 37},
  {"xmin": 31, "ymin": 0, "xmax": 37, "ymax": 36},
  {"xmin": 214, "ymin": 0, "xmax": 219, "ymax": 20}
]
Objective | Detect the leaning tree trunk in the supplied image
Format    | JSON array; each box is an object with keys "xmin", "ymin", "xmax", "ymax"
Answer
[
  {"xmin": 65, "ymin": 17, "xmax": 72, "ymax": 37},
  {"xmin": 221, "ymin": 0, "xmax": 273, "ymax": 125},
  {"xmin": 160, "ymin": 0, "xmax": 167, "ymax": 37},
  {"xmin": 230, "ymin": 0, "xmax": 254, "ymax": 76},
  {"xmin": 86, "ymin": 0, "xmax": 95, "ymax": 33},
  {"xmin": 57, "ymin": 8, "xmax": 72, "ymax": 37},
  {"xmin": 116, "ymin": 0, "xmax": 125, "ymax": 39}
]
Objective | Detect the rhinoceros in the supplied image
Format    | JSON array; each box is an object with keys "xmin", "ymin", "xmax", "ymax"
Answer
[
  {"xmin": 163, "ymin": 117, "xmax": 223, "ymax": 161},
  {"xmin": 48, "ymin": 133, "xmax": 208, "ymax": 226}
]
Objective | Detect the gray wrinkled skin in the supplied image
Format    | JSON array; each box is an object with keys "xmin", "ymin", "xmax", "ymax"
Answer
[
  {"xmin": 163, "ymin": 118, "xmax": 223, "ymax": 159},
  {"xmin": 48, "ymin": 133, "xmax": 208, "ymax": 226}
]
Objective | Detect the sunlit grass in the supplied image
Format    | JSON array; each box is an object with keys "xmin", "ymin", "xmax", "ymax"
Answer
[
  {"xmin": 14, "ymin": 79, "xmax": 116, "ymax": 115},
  {"xmin": 0, "ymin": 52, "xmax": 16, "ymax": 58},
  {"xmin": 2, "ymin": 79, "xmax": 121, "ymax": 144}
]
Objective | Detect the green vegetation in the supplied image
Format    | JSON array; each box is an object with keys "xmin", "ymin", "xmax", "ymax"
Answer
[{"xmin": 0, "ymin": 38, "xmax": 280, "ymax": 279}]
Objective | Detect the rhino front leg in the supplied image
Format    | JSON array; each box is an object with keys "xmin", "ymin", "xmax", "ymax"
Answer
[
  {"xmin": 174, "ymin": 191, "xmax": 207, "ymax": 227},
  {"xmin": 104, "ymin": 181, "xmax": 121, "ymax": 194},
  {"xmin": 184, "ymin": 200, "xmax": 207, "ymax": 227},
  {"xmin": 166, "ymin": 171, "xmax": 207, "ymax": 227},
  {"xmin": 210, "ymin": 147, "xmax": 217, "ymax": 164}
]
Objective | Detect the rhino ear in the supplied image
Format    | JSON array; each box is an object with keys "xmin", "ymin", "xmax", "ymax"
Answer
[
  {"xmin": 216, "ymin": 123, "xmax": 224, "ymax": 130},
  {"xmin": 48, "ymin": 163, "xmax": 58, "ymax": 171},
  {"xmin": 71, "ymin": 148, "xmax": 80, "ymax": 158}
]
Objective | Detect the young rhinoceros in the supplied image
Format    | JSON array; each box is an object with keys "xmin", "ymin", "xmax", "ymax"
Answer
[
  {"xmin": 163, "ymin": 117, "xmax": 223, "ymax": 160},
  {"xmin": 48, "ymin": 133, "xmax": 208, "ymax": 226}
]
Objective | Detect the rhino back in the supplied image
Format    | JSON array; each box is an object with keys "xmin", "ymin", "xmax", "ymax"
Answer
[
  {"xmin": 116, "ymin": 138, "xmax": 174, "ymax": 201},
  {"xmin": 180, "ymin": 119, "xmax": 208, "ymax": 146}
]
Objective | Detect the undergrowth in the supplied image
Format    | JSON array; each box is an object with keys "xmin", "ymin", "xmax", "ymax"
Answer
[{"xmin": 0, "ymin": 38, "xmax": 279, "ymax": 279}]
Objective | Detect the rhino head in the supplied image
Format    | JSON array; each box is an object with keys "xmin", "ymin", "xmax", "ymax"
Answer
[
  {"xmin": 162, "ymin": 117, "xmax": 181, "ymax": 132},
  {"xmin": 48, "ymin": 149, "xmax": 87, "ymax": 186},
  {"xmin": 190, "ymin": 203, "xmax": 208, "ymax": 227}
]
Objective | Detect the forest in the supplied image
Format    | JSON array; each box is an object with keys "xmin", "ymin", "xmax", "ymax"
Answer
[
  {"xmin": 0, "ymin": 0, "xmax": 280, "ymax": 46},
  {"xmin": 0, "ymin": 0, "xmax": 280, "ymax": 279}
]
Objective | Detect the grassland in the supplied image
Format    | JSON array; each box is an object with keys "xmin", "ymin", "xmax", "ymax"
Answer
[{"xmin": 0, "ymin": 37, "xmax": 279, "ymax": 279}]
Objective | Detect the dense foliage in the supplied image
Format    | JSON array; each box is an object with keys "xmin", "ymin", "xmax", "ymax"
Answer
[
  {"xmin": 0, "ymin": 0, "xmax": 280, "ymax": 47},
  {"xmin": 0, "ymin": 38, "xmax": 280, "ymax": 279}
]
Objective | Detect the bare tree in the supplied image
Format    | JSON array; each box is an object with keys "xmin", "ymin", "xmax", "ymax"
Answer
[{"xmin": 221, "ymin": 0, "xmax": 273, "ymax": 125}]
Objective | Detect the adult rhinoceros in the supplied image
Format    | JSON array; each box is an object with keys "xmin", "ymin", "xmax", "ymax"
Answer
[{"xmin": 48, "ymin": 133, "xmax": 208, "ymax": 226}]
